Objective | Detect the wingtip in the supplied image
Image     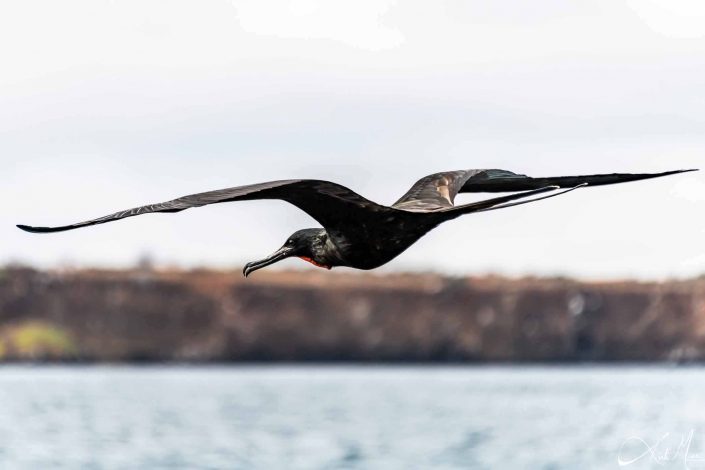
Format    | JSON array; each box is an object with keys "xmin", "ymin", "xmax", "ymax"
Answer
[{"xmin": 17, "ymin": 224, "xmax": 50, "ymax": 233}]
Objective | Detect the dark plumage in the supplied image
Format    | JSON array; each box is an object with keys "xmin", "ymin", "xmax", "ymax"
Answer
[{"xmin": 17, "ymin": 168, "xmax": 696, "ymax": 276}]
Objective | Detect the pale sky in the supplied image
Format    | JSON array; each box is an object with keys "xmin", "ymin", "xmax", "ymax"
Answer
[{"xmin": 1, "ymin": 0, "xmax": 704, "ymax": 280}]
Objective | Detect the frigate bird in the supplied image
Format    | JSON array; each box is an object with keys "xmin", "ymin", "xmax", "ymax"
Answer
[{"xmin": 17, "ymin": 168, "xmax": 696, "ymax": 276}]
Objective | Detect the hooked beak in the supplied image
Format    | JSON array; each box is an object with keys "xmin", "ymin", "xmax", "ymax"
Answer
[{"xmin": 243, "ymin": 246, "xmax": 295, "ymax": 277}]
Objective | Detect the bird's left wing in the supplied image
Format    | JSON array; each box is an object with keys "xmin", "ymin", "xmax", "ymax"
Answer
[
  {"xmin": 392, "ymin": 168, "xmax": 697, "ymax": 212},
  {"xmin": 17, "ymin": 179, "xmax": 390, "ymax": 234},
  {"xmin": 457, "ymin": 168, "xmax": 697, "ymax": 193},
  {"xmin": 392, "ymin": 170, "xmax": 475, "ymax": 211}
]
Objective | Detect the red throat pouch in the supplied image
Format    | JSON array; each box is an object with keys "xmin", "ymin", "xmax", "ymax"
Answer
[{"xmin": 299, "ymin": 256, "xmax": 331, "ymax": 270}]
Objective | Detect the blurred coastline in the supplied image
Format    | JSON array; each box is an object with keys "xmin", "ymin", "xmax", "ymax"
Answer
[{"xmin": 1, "ymin": 265, "xmax": 704, "ymax": 363}]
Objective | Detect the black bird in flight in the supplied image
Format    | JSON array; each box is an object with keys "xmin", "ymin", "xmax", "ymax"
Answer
[{"xmin": 18, "ymin": 168, "xmax": 696, "ymax": 277}]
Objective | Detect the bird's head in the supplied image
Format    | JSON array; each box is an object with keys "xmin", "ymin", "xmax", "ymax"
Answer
[{"xmin": 243, "ymin": 228, "xmax": 332, "ymax": 277}]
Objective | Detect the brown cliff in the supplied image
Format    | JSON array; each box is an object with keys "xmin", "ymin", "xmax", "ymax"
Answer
[{"xmin": 0, "ymin": 266, "xmax": 703, "ymax": 362}]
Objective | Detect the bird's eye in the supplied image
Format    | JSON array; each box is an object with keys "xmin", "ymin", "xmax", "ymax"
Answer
[{"xmin": 288, "ymin": 239, "xmax": 293, "ymax": 244}]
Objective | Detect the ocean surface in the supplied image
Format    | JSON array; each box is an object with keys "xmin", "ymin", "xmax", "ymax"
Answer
[{"xmin": 0, "ymin": 365, "xmax": 703, "ymax": 469}]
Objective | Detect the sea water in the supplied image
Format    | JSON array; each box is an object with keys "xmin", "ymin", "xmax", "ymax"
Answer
[{"xmin": 0, "ymin": 365, "xmax": 701, "ymax": 469}]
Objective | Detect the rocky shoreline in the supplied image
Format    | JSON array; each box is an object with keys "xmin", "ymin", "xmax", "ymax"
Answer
[{"xmin": 0, "ymin": 266, "xmax": 703, "ymax": 362}]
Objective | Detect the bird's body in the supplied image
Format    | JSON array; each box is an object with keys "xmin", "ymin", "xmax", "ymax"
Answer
[
  {"xmin": 18, "ymin": 168, "xmax": 696, "ymax": 276},
  {"xmin": 319, "ymin": 212, "xmax": 439, "ymax": 270}
]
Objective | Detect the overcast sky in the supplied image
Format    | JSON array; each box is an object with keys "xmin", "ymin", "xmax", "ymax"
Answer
[{"xmin": 2, "ymin": 0, "xmax": 704, "ymax": 279}]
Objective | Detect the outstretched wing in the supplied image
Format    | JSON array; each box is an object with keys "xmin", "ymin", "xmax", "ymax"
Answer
[
  {"xmin": 457, "ymin": 168, "xmax": 697, "ymax": 193},
  {"xmin": 17, "ymin": 179, "xmax": 390, "ymax": 234},
  {"xmin": 392, "ymin": 170, "xmax": 472, "ymax": 211},
  {"xmin": 392, "ymin": 168, "xmax": 696, "ymax": 212}
]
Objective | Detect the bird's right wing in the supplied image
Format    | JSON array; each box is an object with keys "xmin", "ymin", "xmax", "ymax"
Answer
[{"xmin": 17, "ymin": 179, "xmax": 391, "ymax": 234}]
